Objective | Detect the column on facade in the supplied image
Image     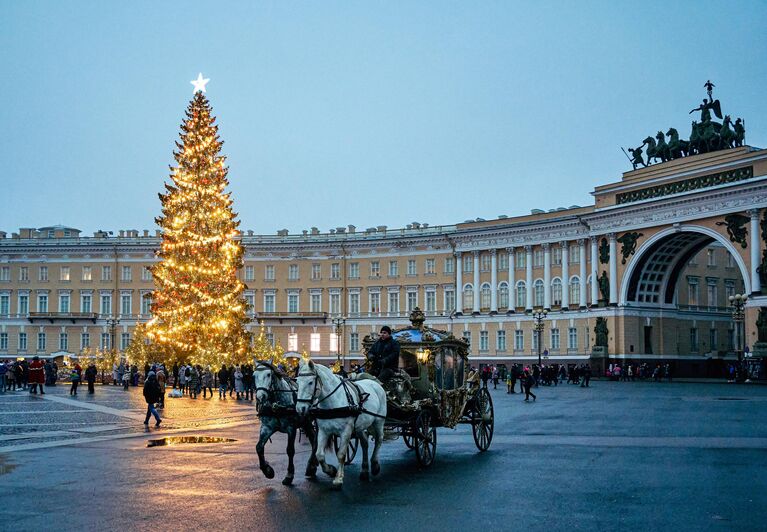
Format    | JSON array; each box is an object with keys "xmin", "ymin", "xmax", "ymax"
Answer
[
  {"xmin": 590, "ymin": 238, "xmax": 599, "ymax": 305},
  {"xmin": 750, "ymin": 209, "xmax": 761, "ymax": 294},
  {"xmin": 543, "ymin": 243, "xmax": 551, "ymax": 310},
  {"xmin": 490, "ymin": 249, "xmax": 498, "ymax": 313},
  {"xmin": 507, "ymin": 247, "xmax": 515, "ymax": 313},
  {"xmin": 609, "ymin": 233, "xmax": 618, "ymax": 305},
  {"xmin": 455, "ymin": 251, "xmax": 462, "ymax": 314},
  {"xmin": 473, "ymin": 251, "xmax": 480, "ymax": 314},
  {"xmin": 579, "ymin": 239, "xmax": 587, "ymax": 308},
  {"xmin": 525, "ymin": 245, "xmax": 533, "ymax": 310},
  {"xmin": 560, "ymin": 241, "xmax": 569, "ymax": 310}
]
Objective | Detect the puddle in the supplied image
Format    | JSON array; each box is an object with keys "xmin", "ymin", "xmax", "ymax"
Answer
[
  {"xmin": 0, "ymin": 456, "xmax": 16, "ymax": 475},
  {"xmin": 146, "ymin": 436, "xmax": 237, "ymax": 447}
]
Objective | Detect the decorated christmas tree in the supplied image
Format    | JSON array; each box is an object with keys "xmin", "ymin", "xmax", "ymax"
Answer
[{"xmin": 146, "ymin": 76, "xmax": 250, "ymax": 367}]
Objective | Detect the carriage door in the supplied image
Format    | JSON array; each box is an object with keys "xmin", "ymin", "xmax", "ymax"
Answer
[
  {"xmin": 434, "ymin": 351, "xmax": 443, "ymax": 389},
  {"xmin": 443, "ymin": 350, "xmax": 455, "ymax": 389}
]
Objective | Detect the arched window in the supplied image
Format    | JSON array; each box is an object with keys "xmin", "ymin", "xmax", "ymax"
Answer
[
  {"xmin": 534, "ymin": 279, "xmax": 544, "ymax": 307},
  {"xmin": 552, "ymin": 278, "xmax": 563, "ymax": 306},
  {"xmin": 569, "ymin": 276, "xmax": 580, "ymax": 306},
  {"xmin": 480, "ymin": 283, "xmax": 491, "ymax": 310},
  {"xmin": 515, "ymin": 281, "xmax": 526, "ymax": 308},
  {"xmin": 463, "ymin": 284, "xmax": 474, "ymax": 311},
  {"xmin": 498, "ymin": 282, "xmax": 509, "ymax": 309}
]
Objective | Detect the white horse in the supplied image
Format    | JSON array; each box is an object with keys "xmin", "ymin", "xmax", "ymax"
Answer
[{"xmin": 295, "ymin": 359, "xmax": 387, "ymax": 489}]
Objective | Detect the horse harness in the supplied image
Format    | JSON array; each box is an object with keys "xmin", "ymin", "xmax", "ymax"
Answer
[
  {"xmin": 296, "ymin": 369, "xmax": 387, "ymax": 420},
  {"xmin": 254, "ymin": 361, "xmax": 298, "ymax": 418}
]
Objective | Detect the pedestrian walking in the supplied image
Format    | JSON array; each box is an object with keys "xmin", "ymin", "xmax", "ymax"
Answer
[
  {"xmin": 28, "ymin": 356, "xmax": 45, "ymax": 395},
  {"xmin": 0, "ymin": 360, "xmax": 7, "ymax": 394},
  {"xmin": 234, "ymin": 366, "xmax": 244, "ymax": 400},
  {"xmin": 580, "ymin": 364, "xmax": 591, "ymax": 387},
  {"xmin": 492, "ymin": 367, "xmax": 499, "ymax": 390},
  {"xmin": 69, "ymin": 365, "xmax": 81, "ymax": 396},
  {"xmin": 122, "ymin": 368, "xmax": 131, "ymax": 390},
  {"xmin": 188, "ymin": 366, "xmax": 199, "ymax": 399},
  {"xmin": 156, "ymin": 367, "xmax": 166, "ymax": 408},
  {"xmin": 85, "ymin": 363, "xmax": 98, "ymax": 394},
  {"xmin": 218, "ymin": 365, "xmax": 228, "ymax": 399},
  {"xmin": 523, "ymin": 370, "xmax": 536, "ymax": 402},
  {"xmin": 201, "ymin": 367, "xmax": 213, "ymax": 398},
  {"xmin": 142, "ymin": 371, "xmax": 162, "ymax": 427}
]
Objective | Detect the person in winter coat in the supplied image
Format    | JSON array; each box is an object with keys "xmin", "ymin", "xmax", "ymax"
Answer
[
  {"xmin": 28, "ymin": 356, "xmax": 46, "ymax": 395},
  {"xmin": 69, "ymin": 364, "xmax": 82, "ymax": 396},
  {"xmin": 201, "ymin": 367, "xmax": 214, "ymax": 398},
  {"xmin": 234, "ymin": 366, "xmax": 244, "ymax": 400},
  {"xmin": 156, "ymin": 368, "xmax": 166, "ymax": 408},
  {"xmin": 142, "ymin": 372, "xmax": 162, "ymax": 427},
  {"xmin": 218, "ymin": 365, "xmax": 228, "ymax": 399},
  {"xmin": 84, "ymin": 363, "xmax": 98, "ymax": 394},
  {"xmin": 523, "ymin": 370, "xmax": 536, "ymax": 402},
  {"xmin": 188, "ymin": 366, "xmax": 199, "ymax": 399}
]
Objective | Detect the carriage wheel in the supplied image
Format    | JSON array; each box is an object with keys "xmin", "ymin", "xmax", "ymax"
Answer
[
  {"xmin": 414, "ymin": 410, "xmax": 437, "ymax": 467},
  {"xmin": 332, "ymin": 434, "xmax": 359, "ymax": 465},
  {"xmin": 403, "ymin": 433, "xmax": 415, "ymax": 450},
  {"xmin": 471, "ymin": 387, "xmax": 494, "ymax": 452}
]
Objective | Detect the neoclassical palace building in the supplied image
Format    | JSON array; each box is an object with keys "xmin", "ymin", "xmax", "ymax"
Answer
[{"xmin": 1, "ymin": 147, "xmax": 766, "ymax": 375}]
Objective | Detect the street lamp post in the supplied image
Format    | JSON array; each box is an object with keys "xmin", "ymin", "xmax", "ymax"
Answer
[
  {"xmin": 532, "ymin": 308, "xmax": 548, "ymax": 367},
  {"xmin": 106, "ymin": 316, "xmax": 120, "ymax": 384},
  {"xmin": 729, "ymin": 293, "xmax": 747, "ymax": 381},
  {"xmin": 332, "ymin": 316, "xmax": 346, "ymax": 368}
]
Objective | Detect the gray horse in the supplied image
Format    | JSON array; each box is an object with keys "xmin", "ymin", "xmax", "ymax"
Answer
[{"xmin": 254, "ymin": 361, "xmax": 318, "ymax": 486}]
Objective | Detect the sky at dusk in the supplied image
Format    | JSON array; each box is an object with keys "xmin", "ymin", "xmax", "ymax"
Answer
[{"xmin": 1, "ymin": 1, "xmax": 766, "ymax": 236}]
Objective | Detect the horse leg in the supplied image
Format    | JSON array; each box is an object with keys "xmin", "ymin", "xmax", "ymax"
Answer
[
  {"xmin": 315, "ymin": 427, "xmax": 337, "ymax": 479},
  {"xmin": 359, "ymin": 430, "xmax": 370, "ymax": 481},
  {"xmin": 332, "ymin": 422, "xmax": 354, "ymax": 489},
  {"xmin": 370, "ymin": 419, "xmax": 385, "ymax": 477},
  {"xmin": 282, "ymin": 426, "xmax": 296, "ymax": 486},
  {"xmin": 256, "ymin": 423, "xmax": 276, "ymax": 479},
  {"xmin": 304, "ymin": 419, "xmax": 318, "ymax": 478}
]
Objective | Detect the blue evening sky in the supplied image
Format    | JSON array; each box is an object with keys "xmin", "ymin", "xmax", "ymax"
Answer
[{"xmin": 1, "ymin": 1, "xmax": 766, "ymax": 235}]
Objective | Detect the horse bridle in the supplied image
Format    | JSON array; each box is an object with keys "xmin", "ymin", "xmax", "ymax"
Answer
[
  {"xmin": 254, "ymin": 362, "xmax": 296, "ymax": 405},
  {"xmin": 296, "ymin": 367, "xmax": 359, "ymax": 409}
]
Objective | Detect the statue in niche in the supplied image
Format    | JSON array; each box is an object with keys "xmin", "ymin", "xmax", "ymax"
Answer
[
  {"xmin": 594, "ymin": 318, "xmax": 608, "ymax": 348},
  {"xmin": 599, "ymin": 238, "xmax": 609, "ymax": 264},
  {"xmin": 598, "ymin": 271, "xmax": 610, "ymax": 302}
]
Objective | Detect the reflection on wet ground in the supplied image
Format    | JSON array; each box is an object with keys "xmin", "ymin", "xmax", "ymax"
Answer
[
  {"xmin": 0, "ymin": 455, "xmax": 16, "ymax": 475},
  {"xmin": 147, "ymin": 436, "xmax": 237, "ymax": 447}
]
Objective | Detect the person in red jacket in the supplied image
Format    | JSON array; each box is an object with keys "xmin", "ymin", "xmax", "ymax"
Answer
[{"xmin": 28, "ymin": 356, "xmax": 45, "ymax": 395}]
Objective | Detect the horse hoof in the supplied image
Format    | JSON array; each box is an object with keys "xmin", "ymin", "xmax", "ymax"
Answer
[
  {"xmin": 331, "ymin": 480, "xmax": 343, "ymax": 490},
  {"xmin": 371, "ymin": 462, "xmax": 381, "ymax": 476},
  {"xmin": 305, "ymin": 466, "xmax": 317, "ymax": 478},
  {"xmin": 326, "ymin": 465, "xmax": 338, "ymax": 478},
  {"xmin": 282, "ymin": 476, "xmax": 294, "ymax": 486},
  {"xmin": 360, "ymin": 471, "xmax": 370, "ymax": 482},
  {"xmin": 262, "ymin": 465, "xmax": 275, "ymax": 479}
]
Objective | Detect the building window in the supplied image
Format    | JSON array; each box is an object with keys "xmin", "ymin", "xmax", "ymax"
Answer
[
  {"xmin": 370, "ymin": 261, "xmax": 380, "ymax": 278},
  {"xmin": 551, "ymin": 328, "xmax": 560, "ymax": 350},
  {"xmin": 37, "ymin": 332, "xmax": 46, "ymax": 351},
  {"xmin": 533, "ymin": 250, "xmax": 544, "ymax": 268},
  {"xmin": 59, "ymin": 332, "xmax": 68, "ymax": 351},
  {"xmin": 568, "ymin": 327, "xmax": 578, "ymax": 350},
  {"xmin": 425, "ymin": 258, "xmax": 435, "ymax": 275},
  {"xmin": 406, "ymin": 291, "xmax": 418, "ymax": 312},
  {"xmin": 121, "ymin": 266, "xmax": 131, "ymax": 282},
  {"xmin": 726, "ymin": 253, "xmax": 735, "ymax": 268},
  {"xmin": 101, "ymin": 266, "xmax": 111, "ymax": 281},
  {"xmin": 515, "ymin": 250, "xmax": 526, "ymax": 269},
  {"xmin": 725, "ymin": 280, "xmax": 735, "ymax": 300},
  {"xmin": 59, "ymin": 293, "xmax": 70, "ymax": 313},
  {"xmin": 690, "ymin": 328, "xmax": 699, "ymax": 352},
  {"xmin": 101, "ymin": 333, "xmax": 111, "ymax": 350},
  {"xmin": 244, "ymin": 265, "xmax": 255, "ymax": 281},
  {"xmin": 39, "ymin": 266, "xmax": 48, "ymax": 281},
  {"xmin": 288, "ymin": 293, "xmax": 299, "ymax": 313},
  {"xmin": 330, "ymin": 333, "xmax": 339, "ymax": 353},
  {"xmin": 480, "ymin": 254, "xmax": 491, "ymax": 272},
  {"xmin": 82, "ymin": 266, "xmax": 92, "ymax": 281},
  {"xmin": 425, "ymin": 290, "xmax": 436, "ymax": 312},
  {"xmin": 81, "ymin": 333, "xmax": 90, "ymax": 349},
  {"xmin": 310, "ymin": 333, "xmax": 321, "ymax": 352},
  {"xmin": 552, "ymin": 279, "xmax": 562, "ymax": 306},
  {"xmin": 0, "ymin": 333, "xmax": 6, "ymax": 351},
  {"xmin": 515, "ymin": 281, "xmax": 526, "ymax": 308},
  {"xmin": 245, "ymin": 293, "xmax": 255, "ymax": 315},
  {"xmin": 121, "ymin": 294, "xmax": 131, "ymax": 315},
  {"xmin": 349, "ymin": 293, "xmax": 360, "ymax": 314},
  {"xmin": 463, "ymin": 255, "xmax": 473, "ymax": 273},
  {"xmin": 388, "ymin": 261, "xmax": 398, "ymax": 277},
  {"xmin": 0, "ymin": 295, "xmax": 8, "ymax": 316},
  {"xmin": 707, "ymin": 282, "xmax": 718, "ymax": 309},
  {"xmin": 100, "ymin": 294, "xmax": 111, "ymax": 315},
  {"xmin": 709, "ymin": 328, "xmax": 718, "ymax": 352},
  {"xmin": 688, "ymin": 278, "xmax": 699, "ymax": 307},
  {"xmin": 479, "ymin": 331, "xmax": 489, "ymax": 351},
  {"xmin": 19, "ymin": 267, "xmax": 29, "ymax": 282},
  {"xmin": 569, "ymin": 277, "xmax": 580, "ymax": 306},
  {"xmin": 265, "ymin": 265, "xmax": 275, "ymax": 281},
  {"xmin": 514, "ymin": 330, "xmax": 524, "ymax": 351},
  {"xmin": 121, "ymin": 333, "xmax": 130, "ymax": 350},
  {"xmin": 534, "ymin": 280, "xmax": 544, "ymax": 307},
  {"xmin": 288, "ymin": 264, "xmax": 299, "ymax": 280},
  {"xmin": 141, "ymin": 267, "xmax": 152, "ymax": 281},
  {"xmin": 18, "ymin": 294, "xmax": 29, "ymax": 315},
  {"xmin": 480, "ymin": 284, "xmax": 491, "ymax": 309},
  {"xmin": 552, "ymin": 247, "xmax": 562, "ymax": 266},
  {"xmin": 349, "ymin": 263, "xmax": 359, "ymax": 279},
  {"xmin": 370, "ymin": 292, "xmax": 381, "ymax": 314},
  {"xmin": 497, "ymin": 330, "xmax": 506, "ymax": 351},
  {"xmin": 444, "ymin": 257, "xmax": 454, "ymax": 274},
  {"xmin": 444, "ymin": 289, "xmax": 455, "ymax": 313},
  {"xmin": 311, "ymin": 263, "xmax": 321, "ymax": 280},
  {"xmin": 407, "ymin": 260, "xmax": 417, "ymax": 276},
  {"xmin": 60, "ymin": 266, "xmax": 70, "ymax": 281},
  {"xmin": 0, "ymin": 266, "xmax": 9, "ymax": 281},
  {"xmin": 350, "ymin": 333, "xmax": 359, "ymax": 352},
  {"xmin": 388, "ymin": 292, "xmax": 400, "ymax": 314},
  {"xmin": 707, "ymin": 249, "xmax": 716, "ymax": 267},
  {"xmin": 288, "ymin": 333, "xmax": 298, "ymax": 352},
  {"xmin": 18, "ymin": 332, "xmax": 27, "ymax": 351},
  {"xmin": 141, "ymin": 294, "xmax": 152, "ymax": 316},
  {"xmin": 310, "ymin": 293, "xmax": 321, "ymax": 312},
  {"xmin": 330, "ymin": 293, "xmax": 340, "ymax": 314},
  {"xmin": 264, "ymin": 293, "xmax": 275, "ymax": 313},
  {"xmin": 38, "ymin": 294, "xmax": 48, "ymax": 313},
  {"xmin": 330, "ymin": 263, "xmax": 340, "ymax": 280},
  {"xmin": 463, "ymin": 285, "xmax": 473, "ymax": 311},
  {"xmin": 532, "ymin": 330, "xmax": 539, "ymax": 351},
  {"xmin": 499, "ymin": 252, "xmax": 508, "ymax": 271},
  {"xmin": 462, "ymin": 330, "xmax": 471, "ymax": 346},
  {"xmin": 570, "ymin": 244, "xmax": 580, "ymax": 264}
]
